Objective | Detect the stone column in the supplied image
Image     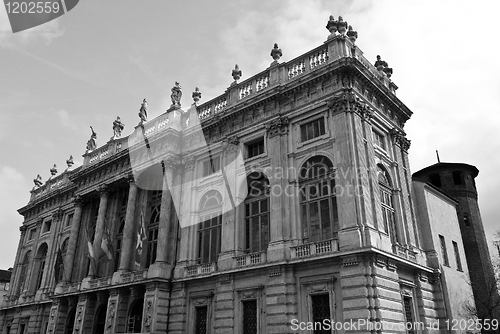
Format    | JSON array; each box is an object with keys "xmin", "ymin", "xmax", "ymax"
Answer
[
  {"xmin": 265, "ymin": 116, "xmax": 290, "ymax": 262},
  {"xmin": 148, "ymin": 159, "xmax": 176, "ymax": 278},
  {"xmin": 218, "ymin": 136, "xmax": 240, "ymax": 270},
  {"xmin": 64, "ymin": 196, "xmax": 83, "ymax": 282},
  {"xmin": 118, "ymin": 176, "xmax": 138, "ymax": 272},
  {"xmin": 92, "ymin": 184, "xmax": 110, "ymax": 271}
]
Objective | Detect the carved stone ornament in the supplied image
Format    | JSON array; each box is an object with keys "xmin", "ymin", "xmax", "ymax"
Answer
[
  {"xmin": 144, "ymin": 300, "xmax": 153, "ymax": 329},
  {"xmin": 374, "ymin": 55, "xmax": 393, "ymax": 78},
  {"xmin": 232, "ymin": 64, "xmax": 242, "ymax": 82},
  {"xmin": 337, "ymin": 16, "xmax": 348, "ymax": 35},
  {"xmin": 347, "ymin": 25, "xmax": 358, "ymax": 43},
  {"xmin": 105, "ymin": 302, "xmax": 115, "ymax": 334},
  {"xmin": 266, "ymin": 116, "xmax": 289, "ymax": 138},
  {"xmin": 162, "ymin": 156, "xmax": 179, "ymax": 170},
  {"xmin": 52, "ymin": 209, "xmax": 64, "ymax": 222},
  {"xmin": 270, "ymin": 43, "xmax": 282, "ymax": 62},
  {"xmin": 326, "ymin": 15, "xmax": 338, "ymax": 35},
  {"xmin": 192, "ymin": 87, "xmax": 202, "ymax": 105}
]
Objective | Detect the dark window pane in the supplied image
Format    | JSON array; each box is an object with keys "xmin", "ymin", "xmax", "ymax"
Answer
[
  {"xmin": 195, "ymin": 306, "xmax": 208, "ymax": 334},
  {"xmin": 311, "ymin": 294, "xmax": 330, "ymax": 334},
  {"xmin": 242, "ymin": 300, "xmax": 258, "ymax": 334}
]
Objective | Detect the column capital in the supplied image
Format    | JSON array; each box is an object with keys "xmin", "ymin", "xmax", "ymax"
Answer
[
  {"xmin": 72, "ymin": 195, "xmax": 84, "ymax": 207},
  {"xmin": 161, "ymin": 156, "xmax": 180, "ymax": 172},
  {"xmin": 126, "ymin": 173, "xmax": 136, "ymax": 185},
  {"xmin": 266, "ymin": 115, "xmax": 289, "ymax": 138},
  {"xmin": 182, "ymin": 155, "xmax": 195, "ymax": 170},
  {"xmin": 19, "ymin": 225, "xmax": 27, "ymax": 234},
  {"xmin": 98, "ymin": 184, "xmax": 109, "ymax": 196}
]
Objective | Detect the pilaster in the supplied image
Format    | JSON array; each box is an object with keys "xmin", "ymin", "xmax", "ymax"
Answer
[
  {"xmin": 64, "ymin": 196, "xmax": 83, "ymax": 282},
  {"xmin": 143, "ymin": 282, "xmax": 170, "ymax": 333},
  {"xmin": 117, "ymin": 176, "xmax": 138, "ymax": 274}
]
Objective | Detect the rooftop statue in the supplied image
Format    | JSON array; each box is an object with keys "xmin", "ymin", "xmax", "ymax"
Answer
[
  {"xmin": 139, "ymin": 99, "xmax": 148, "ymax": 123},
  {"xmin": 374, "ymin": 55, "xmax": 388, "ymax": 70},
  {"xmin": 33, "ymin": 174, "xmax": 43, "ymax": 189},
  {"xmin": 232, "ymin": 64, "xmax": 242, "ymax": 82},
  {"xmin": 86, "ymin": 126, "xmax": 97, "ymax": 152},
  {"xmin": 270, "ymin": 43, "xmax": 282, "ymax": 62},
  {"xmin": 347, "ymin": 25, "xmax": 358, "ymax": 43},
  {"xmin": 66, "ymin": 155, "xmax": 74, "ymax": 169},
  {"xmin": 112, "ymin": 116, "xmax": 125, "ymax": 138},
  {"xmin": 50, "ymin": 164, "xmax": 57, "ymax": 176},
  {"xmin": 192, "ymin": 87, "xmax": 202, "ymax": 105},
  {"xmin": 171, "ymin": 82, "xmax": 182, "ymax": 107}
]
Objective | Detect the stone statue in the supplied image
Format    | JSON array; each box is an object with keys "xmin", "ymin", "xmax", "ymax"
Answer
[
  {"xmin": 347, "ymin": 25, "xmax": 358, "ymax": 43},
  {"xmin": 66, "ymin": 155, "xmax": 74, "ymax": 169},
  {"xmin": 192, "ymin": 87, "xmax": 202, "ymax": 105},
  {"xmin": 232, "ymin": 64, "xmax": 242, "ymax": 82},
  {"xmin": 138, "ymin": 99, "xmax": 148, "ymax": 123},
  {"xmin": 171, "ymin": 82, "xmax": 182, "ymax": 107},
  {"xmin": 112, "ymin": 116, "xmax": 124, "ymax": 138},
  {"xmin": 33, "ymin": 174, "xmax": 43, "ymax": 188},
  {"xmin": 270, "ymin": 43, "xmax": 282, "ymax": 62},
  {"xmin": 374, "ymin": 55, "xmax": 388, "ymax": 70},
  {"xmin": 86, "ymin": 126, "xmax": 97, "ymax": 152},
  {"xmin": 50, "ymin": 164, "xmax": 57, "ymax": 176}
]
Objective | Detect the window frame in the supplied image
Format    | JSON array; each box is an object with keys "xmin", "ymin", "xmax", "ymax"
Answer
[
  {"xmin": 197, "ymin": 191, "xmax": 223, "ymax": 265},
  {"xmin": 452, "ymin": 240, "xmax": 463, "ymax": 271},
  {"xmin": 300, "ymin": 116, "xmax": 326, "ymax": 143},
  {"xmin": 244, "ymin": 173, "xmax": 270, "ymax": 253},
  {"xmin": 245, "ymin": 136, "xmax": 266, "ymax": 160},
  {"xmin": 201, "ymin": 155, "xmax": 221, "ymax": 177},
  {"xmin": 439, "ymin": 235, "xmax": 449, "ymax": 267}
]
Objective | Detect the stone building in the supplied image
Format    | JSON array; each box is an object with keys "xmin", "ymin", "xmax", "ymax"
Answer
[{"xmin": 0, "ymin": 16, "xmax": 487, "ymax": 334}]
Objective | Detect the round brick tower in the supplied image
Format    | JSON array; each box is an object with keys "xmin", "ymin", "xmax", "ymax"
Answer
[{"xmin": 413, "ymin": 162, "xmax": 499, "ymax": 322}]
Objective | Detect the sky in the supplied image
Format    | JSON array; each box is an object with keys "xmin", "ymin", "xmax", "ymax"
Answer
[{"xmin": 0, "ymin": 0, "xmax": 499, "ymax": 269}]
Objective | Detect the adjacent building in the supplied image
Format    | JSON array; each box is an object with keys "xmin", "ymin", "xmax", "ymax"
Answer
[{"xmin": 0, "ymin": 15, "xmax": 490, "ymax": 334}]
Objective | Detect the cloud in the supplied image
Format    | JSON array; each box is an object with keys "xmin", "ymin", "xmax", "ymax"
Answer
[
  {"xmin": 0, "ymin": 5, "xmax": 65, "ymax": 48},
  {"xmin": 0, "ymin": 166, "xmax": 29, "ymax": 268}
]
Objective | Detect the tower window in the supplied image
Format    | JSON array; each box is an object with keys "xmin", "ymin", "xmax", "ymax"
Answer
[
  {"xmin": 429, "ymin": 173, "xmax": 441, "ymax": 187},
  {"xmin": 452, "ymin": 171, "xmax": 464, "ymax": 185}
]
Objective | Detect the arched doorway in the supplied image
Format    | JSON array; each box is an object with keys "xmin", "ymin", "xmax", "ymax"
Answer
[
  {"xmin": 93, "ymin": 305, "xmax": 107, "ymax": 334},
  {"xmin": 65, "ymin": 308, "xmax": 75, "ymax": 334},
  {"xmin": 127, "ymin": 299, "xmax": 144, "ymax": 333}
]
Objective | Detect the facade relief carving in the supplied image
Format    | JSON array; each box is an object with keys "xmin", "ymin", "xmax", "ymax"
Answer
[{"xmin": 266, "ymin": 116, "xmax": 289, "ymax": 138}]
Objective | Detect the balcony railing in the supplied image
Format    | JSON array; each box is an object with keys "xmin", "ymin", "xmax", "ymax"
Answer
[
  {"xmin": 291, "ymin": 239, "xmax": 339, "ymax": 259},
  {"xmin": 186, "ymin": 262, "xmax": 217, "ymax": 277},
  {"xmin": 234, "ymin": 251, "xmax": 267, "ymax": 268}
]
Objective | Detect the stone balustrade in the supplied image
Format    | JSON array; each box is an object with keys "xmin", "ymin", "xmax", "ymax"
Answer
[
  {"xmin": 291, "ymin": 238, "xmax": 339, "ymax": 259},
  {"xmin": 234, "ymin": 251, "xmax": 267, "ymax": 268},
  {"xmin": 185, "ymin": 263, "xmax": 217, "ymax": 277}
]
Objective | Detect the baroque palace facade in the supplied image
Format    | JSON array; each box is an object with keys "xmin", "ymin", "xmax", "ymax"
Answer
[{"xmin": 0, "ymin": 16, "xmax": 485, "ymax": 334}]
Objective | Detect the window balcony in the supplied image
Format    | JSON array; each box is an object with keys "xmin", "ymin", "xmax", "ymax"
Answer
[
  {"xmin": 234, "ymin": 251, "xmax": 267, "ymax": 268},
  {"xmin": 291, "ymin": 239, "xmax": 339, "ymax": 259}
]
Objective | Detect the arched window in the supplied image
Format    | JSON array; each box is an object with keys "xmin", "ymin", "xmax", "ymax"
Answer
[
  {"xmin": 17, "ymin": 250, "xmax": 31, "ymax": 295},
  {"xmin": 244, "ymin": 173, "xmax": 270, "ymax": 253},
  {"xmin": 198, "ymin": 190, "xmax": 222, "ymax": 264},
  {"xmin": 299, "ymin": 156, "xmax": 339, "ymax": 242},
  {"xmin": 65, "ymin": 308, "xmax": 75, "ymax": 334},
  {"xmin": 127, "ymin": 299, "xmax": 144, "ymax": 333},
  {"xmin": 93, "ymin": 304, "xmax": 107, "ymax": 334},
  {"xmin": 146, "ymin": 190, "xmax": 161, "ymax": 268},
  {"xmin": 378, "ymin": 165, "xmax": 397, "ymax": 243},
  {"xmin": 34, "ymin": 243, "xmax": 48, "ymax": 290}
]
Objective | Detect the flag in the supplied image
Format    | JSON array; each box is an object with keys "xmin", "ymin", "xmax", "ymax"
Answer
[
  {"xmin": 54, "ymin": 246, "xmax": 64, "ymax": 284},
  {"xmin": 135, "ymin": 211, "xmax": 147, "ymax": 270},
  {"xmin": 100, "ymin": 224, "xmax": 114, "ymax": 262},
  {"xmin": 85, "ymin": 221, "xmax": 96, "ymax": 275}
]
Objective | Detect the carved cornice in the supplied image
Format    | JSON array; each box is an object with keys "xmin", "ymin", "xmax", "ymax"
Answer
[
  {"xmin": 327, "ymin": 89, "xmax": 371, "ymax": 121},
  {"xmin": 266, "ymin": 115, "xmax": 289, "ymax": 138},
  {"xmin": 97, "ymin": 184, "xmax": 109, "ymax": 196}
]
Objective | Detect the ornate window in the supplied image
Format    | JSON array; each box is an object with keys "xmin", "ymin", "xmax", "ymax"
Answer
[
  {"xmin": 244, "ymin": 173, "xmax": 270, "ymax": 253},
  {"xmin": 300, "ymin": 117, "xmax": 326, "ymax": 142},
  {"xmin": 197, "ymin": 190, "xmax": 222, "ymax": 264},
  {"xmin": 34, "ymin": 243, "xmax": 48, "ymax": 290},
  {"xmin": 378, "ymin": 165, "xmax": 397, "ymax": 242},
  {"xmin": 299, "ymin": 156, "xmax": 339, "ymax": 242},
  {"xmin": 146, "ymin": 190, "xmax": 161, "ymax": 268},
  {"xmin": 17, "ymin": 250, "xmax": 31, "ymax": 295}
]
